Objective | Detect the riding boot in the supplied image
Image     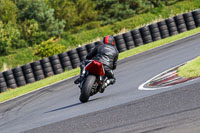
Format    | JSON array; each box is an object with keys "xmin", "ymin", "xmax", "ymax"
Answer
[
  {"xmin": 99, "ymin": 77, "xmax": 116, "ymax": 91},
  {"xmin": 99, "ymin": 79, "xmax": 111, "ymax": 93},
  {"xmin": 74, "ymin": 63, "xmax": 86, "ymax": 84},
  {"xmin": 74, "ymin": 75, "xmax": 84, "ymax": 84},
  {"xmin": 109, "ymin": 77, "xmax": 116, "ymax": 85}
]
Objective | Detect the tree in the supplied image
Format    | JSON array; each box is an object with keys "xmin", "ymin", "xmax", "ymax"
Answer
[
  {"xmin": 0, "ymin": 21, "xmax": 22, "ymax": 55},
  {"xmin": 16, "ymin": 0, "xmax": 65, "ymax": 39},
  {"xmin": 147, "ymin": 0, "xmax": 184, "ymax": 7},
  {"xmin": 0, "ymin": 0, "xmax": 18, "ymax": 23},
  {"xmin": 128, "ymin": 0, "xmax": 152, "ymax": 13},
  {"xmin": 93, "ymin": 0, "xmax": 160, "ymax": 25},
  {"xmin": 73, "ymin": 0, "xmax": 97, "ymax": 25},
  {"xmin": 21, "ymin": 19, "xmax": 47, "ymax": 45},
  {"xmin": 47, "ymin": 0, "xmax": 97, "ymax": 30},
  {"xmin": 94, "ymin": 0, "xmax": 136, "ymax": 25},
  {"xmin": 47, "ymin": 0, "xmax": 78, "ymax": 30}
]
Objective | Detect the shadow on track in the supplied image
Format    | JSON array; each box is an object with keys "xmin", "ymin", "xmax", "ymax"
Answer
[
  {"xmin": 44, "ymin": 103, "xmax": 81, "ymax": 113},
  {"xmin": 44, "ymin": 97, "xmax": 101, "ymax": 113}
]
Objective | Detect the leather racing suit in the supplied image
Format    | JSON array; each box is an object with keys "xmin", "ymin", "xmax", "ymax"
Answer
[{"xmin": 75, "ymin": 43, "xmax": 118, "ymax": 85}]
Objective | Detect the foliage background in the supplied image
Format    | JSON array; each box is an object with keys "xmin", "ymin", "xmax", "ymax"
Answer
[{"xmin": 0, "ymin": 0, "xmax": 200, "ymax": 71}]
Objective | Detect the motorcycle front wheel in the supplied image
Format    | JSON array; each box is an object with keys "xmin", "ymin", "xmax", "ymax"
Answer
[{"xmin": 79, "ymin": 75, "xmax": 96, "ymax": 103}]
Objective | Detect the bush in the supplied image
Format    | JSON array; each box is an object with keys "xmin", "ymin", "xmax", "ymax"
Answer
[
  {"xmin": 15, "ymin": 39, "xmax": 28, "ymax": 48},
  {"xmin": 34, "ymin": 37, "xmax": 66, "ymax": 58},
  {"xmin": 17, "ymin": 0, "xmax": 66, "ymax": 39},
  {"xmin": 0, "ymin": 21, "xmax": 22, "ymax": 55},
  {"xmin": 0, "ymin": 0, "xmax": 18, "ymax": 23},
  {"xmin": 86, "ymin": 21, "xmax": 101, "ymax": 30}
]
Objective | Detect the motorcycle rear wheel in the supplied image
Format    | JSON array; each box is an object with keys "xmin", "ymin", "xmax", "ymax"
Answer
[{"xmin": 79, "ymin": 75, "xmax": 96, "ymax": 103}]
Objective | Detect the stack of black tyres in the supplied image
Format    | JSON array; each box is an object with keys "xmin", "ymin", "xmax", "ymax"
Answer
[
  {"xmin": 85, "ymin": 43, "xmax": 95, "ymax": 53},
  {"xmin": 95, "ymin": 41, "xmax": 103, "ymax": 46},
  {"xmin": 59, "ymin": 52, "xmax": 72, "ymax": 71},
  {"xmin": 139, "ymin": 26, "xmax": 153, "ymax": 44},
  {"xmin": 40, "ymin": 57, "xmax": 54, "ymax": 77},
  {"xmin": 67, "ymin": 49, "xmax": 80, "ymax": 69},
  {"xmin": 131, "ymin": 29, "xmax": 143, "ymax": 46},
  {"xmin": 49, "ymin": 55, "xmax": 64, "ymax": 74},
  {"xmin": 12, "ymin": 67, "xmax": 26, "ymax": 87},
  {"xmin": 123, "ymin": 31, "xmax": 135, "ymax": 50},
  {"xmin": 76, "ymin": 46, "xmax": 88, "ymax": 62},
  {"xmin": 3, "ymin": 70, "xmax": 17, "ymax": 89},
  {"xmin": 166, "ymin": 18, "xmax": 178, "ymax": 36},
  {"xmin": 149, "ymin": 23, "xmax": 161, "ymax": 41},
  {"xmin": 0, "ymin": 72, "xmax": 7, "ymax": 92},
  {"xmin": 22, "ymin": 64, "xmax": 35, "ymax": 84},
  {"xmin": 158, "ymin": 20, "xmax": 170, "ymax": 39},
  {"xmin": 31, "ymin": 61, "xmax": 45, "ymax": 81},
  {"xmin": 174, "ymin": 15, "xmax": 187, "ymax": 33},
  {"xmin": 114, "ymin": 34, "xmax": 127, "ymax": 52},
  {"xmin": 192, "ymin": 9, "xmax": 200, "ymax": 27},
  {"xmin": 183, "ymin": 12, "xmax": 196, "ymax": 30}
]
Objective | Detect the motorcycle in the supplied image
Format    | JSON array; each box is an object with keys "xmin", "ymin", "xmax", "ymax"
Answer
[{"xmin": 78, "ymin": 60, "xmax": 108, "ymax": 103}]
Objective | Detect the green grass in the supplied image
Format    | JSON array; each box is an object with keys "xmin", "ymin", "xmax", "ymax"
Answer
[
  {"xmin": 0, "ymin": 47, "xmax": 40, "ymax": 72},
  {"xmin": 0, "ymin": 27, "xmax": 200, "ymax": 103},
  {"xmin": 178, "ymin": 56, "xmax": 200, "ymax": 78}
]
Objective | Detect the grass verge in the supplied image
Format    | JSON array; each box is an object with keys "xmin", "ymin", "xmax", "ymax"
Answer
[
  {"xmin": 178, "ymin": 56, "xmax": 200, "ymax": 78},
  {"xmin": 0, "ymin": 27, "xmax": 200, "ymax": 103},
  {"xmin": 0, "ymin": 68, "xmax": 80, "ymax": 103}
]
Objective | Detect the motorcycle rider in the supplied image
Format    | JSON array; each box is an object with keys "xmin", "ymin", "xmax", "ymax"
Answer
[{"xmin": 74, "ymin": 35, "xmax": 119, "ymax": 90}]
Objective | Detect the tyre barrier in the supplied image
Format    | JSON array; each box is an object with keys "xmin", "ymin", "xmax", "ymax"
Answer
[
  {"xmin": 40, "ymin": 57, "xmax": 54, "ymax": 77},
  {"xmin": 94, "ymin": 41, "xmax": 103, "ymax": 46},
  {"xmin": 174, "ymin": 15, "xmax": 187, "ymax": 33},
  {"xmin": 123, "ymin": 31, "xmax": 135, "ymax": 50},
  {"xmin": 1, "ymin": 9, "xmax": 200, "ymax": 93},
  {"xmin": 12, "ymin": 67, "xmax": 26, "ymax": 87},
  {"xmin": 3, "ymin": 70, "xmax": 17, "ymax": 89},
  {"xmin": 149, "ymin": 23, "xmax": 162, "ymax": 41},
  {"xmin": 67, "ymin": 49, "xmax": 80, "ymax": 69},
  {"xmin": 49, "ymin": 55, "xmax": 64, "ymax": 75},
  {"xmin": 85, "ymin": 43, "xmax": 95, "ymax": 53},
  {"xmin": 76, "ymin": 46, "xmax": 88, "ymax": 62},
  {"xmin": 0, "ymin": 72, "xmax": 7, "ymax": 92},
  {"xmin": 183, "ymin": 12, "xmax": 196, "ymax": 30},
  {"xmin": 31, "ymin": 61, "xmax": 45, "ymax": 81},
  {"xmin": 158, "ymin": 20, "xmax": 170, "ymax": 39},
  {"xmin": 131, "ymin": 29, "xmax": 144, "ymax": 46},
  {"xmin": 166, "ymin": 18, "xmax": 179, "ymax": 36},
  {"xmin": 192, "ymin": 9, "xmax": 200, "ymax": 27},
  {"xmin": 114, "ymin": 34, "xmax": 127, "ymax": 52},
  {"xmin": 140, "ymin": 26, "xmax": 153, "ymax": 44},
  {"xmin": 58, "ymin": 52, "xmax": 72, "ymax": 71},
  {"xmin": 22, "ymin": 64, "xmax": 36, "ymax": 84}
]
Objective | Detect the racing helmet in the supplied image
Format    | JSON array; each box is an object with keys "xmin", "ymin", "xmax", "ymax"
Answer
[{"xmin": 103, "ymin": 35, "xmax": 115, "ymax": 45}]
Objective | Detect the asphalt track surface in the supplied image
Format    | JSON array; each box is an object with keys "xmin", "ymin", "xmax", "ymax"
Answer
[{"xmin": 0, "ymin": 34, "xmax": 200, "ymax": 133}]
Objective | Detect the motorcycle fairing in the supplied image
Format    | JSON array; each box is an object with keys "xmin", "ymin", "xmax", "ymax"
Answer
[{"xmin": 85, "ymin": 60, "xmax": 105, "ymax": 76}]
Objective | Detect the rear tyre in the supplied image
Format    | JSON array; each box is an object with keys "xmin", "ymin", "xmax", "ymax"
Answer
[{"xmin": 79, "ymin": 75, "xmax": 96, "ymax": 103}]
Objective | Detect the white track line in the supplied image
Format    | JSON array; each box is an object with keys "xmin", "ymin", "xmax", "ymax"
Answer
[{"xmin": 138, "ymin": 63, "xmax": 185, "ymax": 91}]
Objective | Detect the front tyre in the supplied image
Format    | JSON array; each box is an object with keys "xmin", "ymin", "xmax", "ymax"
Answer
[{"xmin": 79, "ymin": 75, "xmax": 96, "ymax": 103}]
